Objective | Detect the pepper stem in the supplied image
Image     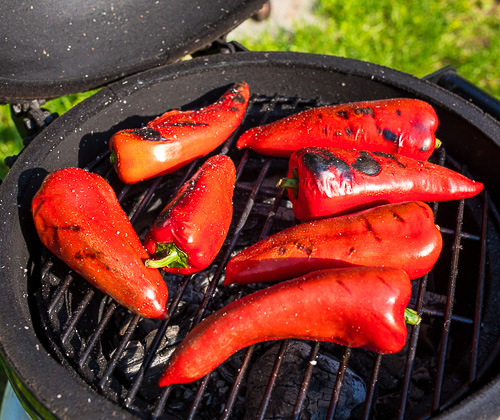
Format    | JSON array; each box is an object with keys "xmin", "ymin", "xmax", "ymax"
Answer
[
  {"xmin": 405, "ymin": 308, "xmax": 421, "ymax": 326},
  {"xmin": 277, "ymin": 168, "xmax": 299, "ymax": 199},
  {"xmin": 145, "ymin": 242, "xmax": 188, "ymax": 269},
  {"xmin": 435, "ymin": 138, "xmax": 442, "ymax": 149},
  {"xmin": 110, "ymin": 149, "xmax": 118, "ymax": 166},
  {"xmin": 276, "ymin": 177, "xmax": 298, "ymax": 189}
]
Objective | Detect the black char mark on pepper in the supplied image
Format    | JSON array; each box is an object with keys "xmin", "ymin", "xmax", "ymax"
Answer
[
  {"xmin": 382, "ymin": 128, "xmax": 399, "ymax": 145},
  {"xmin": 372, "ymin": 151, "xmax": 406, "ymax": 169},
  {"xmin": 390, "ymin": 211, "xmax": 405, "ymax": 223},
  {"xmin": 376, "ymin": 275, "xmax": 395, "ymax": 293},
  {"xmin": 352, "ymin": 151, "xmax": 381, "ymax": 176},
  {"xmin": 336, "ymin": 279, "xmax": 352, "ymax": 295},
  {"xmin": 168, "ymin": 121, "xmax": 209, "ymax": 127},
  {"xmin": 337, "ymin": 110, "xmax": 349, "ymax": 120},
  {"xmin": 133, "ymin": 128, "xmax": 165, "ymax": 141},
  {"xmin": 363, "ymin": 217, "xmax": 382, "ymax": 242},
  {"xmin": 354, "ymin": 107, "xmax": 375, "ymax": 117},
  {"xmin": 75, "ymin": 250, "xmax": 101, "ymax": 260},
  {"xmin": 302, "ymin": 149, "xmax": 353, "ymax": 182},
  {"xmin": 232, "ymin": 92, "xmax": 246, "ymax": 104},
  {"xmin": 53, "ymin": 225, "xmax": 81, "ymax": 231}
]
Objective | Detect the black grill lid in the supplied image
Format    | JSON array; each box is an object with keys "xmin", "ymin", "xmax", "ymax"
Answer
[{"xmin": 0, "ymin": 0, "xmax": 267, "ymax": 102}]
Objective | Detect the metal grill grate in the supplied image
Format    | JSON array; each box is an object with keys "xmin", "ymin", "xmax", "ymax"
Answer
[{"xmin": 36, "ymin": 93, "xmax": 500, "ymax": 420}]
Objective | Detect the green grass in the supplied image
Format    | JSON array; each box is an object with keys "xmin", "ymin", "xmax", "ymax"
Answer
[
  {"xmin": 1, "ymin": 0, "xmax": 498, "ymax": 181},
  {"xmin": 230, "ymin": 0, "xmax": 499, "ymax": 98}
]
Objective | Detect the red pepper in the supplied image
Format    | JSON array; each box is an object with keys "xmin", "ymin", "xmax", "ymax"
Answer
[
  {"xmin": 144, "ymin": 155, "xmax": 236, "ymax": 275},
  {"xmin": 109, "ymin": 82, "xmax": 249, "ymax": 184},
  {"xmin": 225, "ymin": 201, "xmax": 442, "ymax": 285},
  {"xmin": 237, "ymin": 98, "xmax": 440, "ymax": 160},
  {"xmin": 279, "ymin": 147, "xmax": 483, "ymax": 221},
  {"xmin": 31, "ymin": 167, "xmax": 169, "ymax": 319},
  {"xmin": 159, "ymin": 266, "xmax": 419, "ymax": 386}
]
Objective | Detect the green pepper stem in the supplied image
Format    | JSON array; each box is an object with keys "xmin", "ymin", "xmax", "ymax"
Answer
[
  {"xmin": 276, "ymin": 177, "xmax": 298, "ymax": 189},
  {"xmin": 110, "ymin": 149, "xmax": 118, "ymax": 166},
  {"xmin": 435, "ymin": 138, "xmax": 442, "ymax": 149},
  {"xmin": 145, "ymin": 242, "xmax": 188, "ymax": 269},
  {"xmin": 405, "ymin": 308, "xmax": 421, "ymax": 326}
]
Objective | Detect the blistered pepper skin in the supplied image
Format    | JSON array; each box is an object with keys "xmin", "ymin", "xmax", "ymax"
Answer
[
  {"xmin": 159, "ymin": 266, "xmax": 413, "ymax": 386},
  {"xmin": 283, "ymin": 147, "xmax": 483, "ymax": 221},
  {"xmin": 237, "ymin": 98, "xmax": 439, "ymax": 160},
  {"xmin": 32, "ymin": 167, "xmax": 169, "ymax": 319},
  {"xmin": 225, "ymin": 201, "xmax": 442, "ymax": 285},
  {"xmin": 143, "ymin": 155, "xmax": 236, "ymax": 275},
  {"xmin": 110, "ymin": 82, "xmax": 249, "ymax": 184}
]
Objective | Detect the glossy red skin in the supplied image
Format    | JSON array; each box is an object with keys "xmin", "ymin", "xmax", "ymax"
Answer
[
  {"xmin": 31, "ymin": 168, "xmax": 169, "ymax": 319},
  {"xmin": 143, "ymin": 155, "xmax": 236, "ymax": 275},
  {"xmin": 110, "ymin": 82, "xmax": 249, "ymax": 184},
  {"xmin": 237, "ymin": 98, "xmax": 439, "ymax": 160},
  {"xmin": 286, "ymin": 147, "xmax": 484, "ymax": 221},
  {"xmin": 160, "ymin": 266, "xmax": 412, "ymax": 386},
  {"xmin": 225, "ymin": 201, "xmax": 442, "ymax": 285}
]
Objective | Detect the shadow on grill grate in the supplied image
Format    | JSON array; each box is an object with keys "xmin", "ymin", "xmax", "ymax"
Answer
[{"xmin": 35, "ymin": 93, "xmax": 500, "ymax": 420}]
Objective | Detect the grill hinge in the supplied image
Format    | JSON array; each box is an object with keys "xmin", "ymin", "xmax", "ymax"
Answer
[{"xmin": 5, "ymin": 99, "xmax": 58, "ymax": 168}]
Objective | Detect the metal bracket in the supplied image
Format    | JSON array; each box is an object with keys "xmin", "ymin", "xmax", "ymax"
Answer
[
  {"xmin": 424, "ymin": 66, "xmax": 500, "ymax": 122},
  {"xmin": 4, "ymin": 99, "xmax": 58, "ymax": 168},
  {"xmin": 191, "ymin": 38, "xmax": 249, "ymax": 58}
]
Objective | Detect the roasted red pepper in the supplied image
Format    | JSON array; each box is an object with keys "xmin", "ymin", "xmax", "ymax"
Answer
[
  {"xmin": 31, "ymin": 167, "xmax": 169, "ymax": 319},
  {"xmin": 225, "ymin": 201, "xmax": 442, "ymax": 285},
  {"xmin": 237, "ymin": 98, "xmax": 439, "ymax": 160},
  {"xmin": 109, "ymin": 82, "xmax": 249, "ymax": 184},
  {"xmin": 144, "ymin": 155, "xmax": 236, "ymax": 275},
  {"xmin": 159, "ymin": 266, "xmax": 419, "ymax": 386},
  {"xmin": 279, "ymin": 147, "xmax": 483, "ymax": 221}
]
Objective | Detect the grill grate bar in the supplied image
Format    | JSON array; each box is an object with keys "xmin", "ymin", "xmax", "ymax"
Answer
[
  {"xmin": 438, "ymin": 227, "xmax": 480, "ymax": 241},
  {"xmin": 221, "ymin": 344, "xmax": 256, "ymax": 420},
  {"xmin": 431, "ymin": 190, "xmax": 491, "ymax": 415},
  {"xmin": 46, "ymin": 272, "xmax": 74, "ymax": 315},
  {"xmin": 124, "ymin": 274, "xmax": 192, "ymax": 408},
  {"xmin": 60, "ymin": 288, "xmax": 95, "ymax": 345},
  {"xmin": 470, "ymin": 192, "xmax": 489, "ymax": 382},
  {"xmin": 153, "ymin": 385, "xmax": 173, "ymax": 419},
  {"xmin": 418, "ymin": 307, "xmax": 473, "ymax": 324},
  {"xmin": 361, "ymin": 353, "xmax": 383, "ymax": 420},
  {"xmin": 432, "ymin": 198, "xmax": 466, "ymax": 412},
  {"xmin": 256, "ymin": 339, "xmax": 290, "ymax": 420},
  {"xmin": 398, "ymin": 199, "xmax": 442, "ymax": 418},
  {"xmin": 78, "ymin": 301, "xmax": 117, "ymax": 368},
  {"xmin": 327, "ymin": 346, "xmax": 352, "ymax": 420},
  {"xmin": 292, "ymin": 341, "xmax": 321, "ymax": 420},
  {"xmin": 98, "ymin": 314, "xmax": 141, "ymax": 390}
]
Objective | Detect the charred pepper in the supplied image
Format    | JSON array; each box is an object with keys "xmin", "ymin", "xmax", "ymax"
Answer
[
  {"xmin": 279, "ymin": 147, "xmax": 484, "ymax": 221},
  {"xmin": 224, "ymin": 201, "xmax": 442, "ymax": 285},
  {"xmin": 237, "ymin": 98, "xmax": 440, "ymax": 160},
  {"xmin": 144, "ymin": 155, "xmax": 236, "ymax": 275},
  {"xmin": 32, "ymin": 167, "xmax": 169, "ymax": 319},
  {"xmin": 110, "ymin": 82, "xmax": 249, "ymax": 184},
  {"xmin": 160, "ymin": 266, "xmax": 419, "ymax": 386}
]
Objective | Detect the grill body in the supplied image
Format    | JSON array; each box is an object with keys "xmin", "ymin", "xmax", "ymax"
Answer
[{"xmin": 0, "ymin": 51, "xmax": 500, "ymax": 419}]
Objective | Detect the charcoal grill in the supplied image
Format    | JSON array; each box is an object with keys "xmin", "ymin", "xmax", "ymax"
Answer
[{"xmin": 1, "ymin": 2, "xmax": 500, "ymax": 420}]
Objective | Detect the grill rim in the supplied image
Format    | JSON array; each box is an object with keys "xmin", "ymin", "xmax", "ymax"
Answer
[{"xmin": 1, "ymin": 51, "xmax": 500, "ymax": 419}]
